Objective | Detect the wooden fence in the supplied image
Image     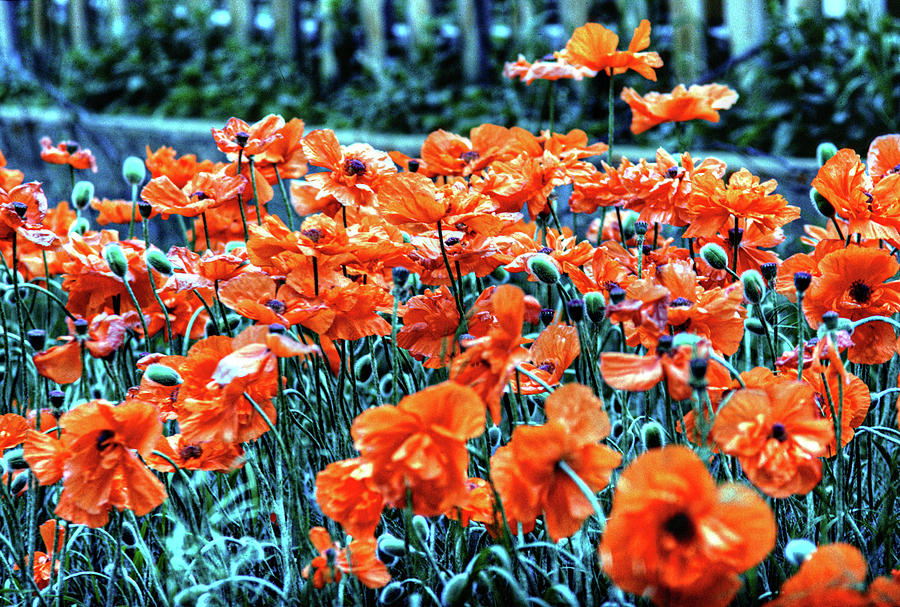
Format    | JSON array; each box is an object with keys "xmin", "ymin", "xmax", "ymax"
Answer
[{"xmin": 0, "ymin": 0, "xmax": 893, "ymax": 88}]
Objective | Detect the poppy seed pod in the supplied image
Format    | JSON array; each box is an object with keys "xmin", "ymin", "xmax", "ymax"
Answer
[
  {"xmin": 640, "ymin": 421, "xmax": 666, "ymax": 450},
  {"xmin": 526, "ymin": 254, "xmax": 560, "ymax": 284},
  {"xmin": 822, "ymin": 310, "xmax": 839, "ymax": 331},
  {"xmin": 144, "ymin": 363, "xmax": 183, "ymax": 386},
  {"xmin": 760, "ymin": 262, "xmax": 778, "ymax": 283},
  {"xmin": 741, "ymin": 270, "xmax": 765, "ymax": 303},
  {"xmin": 793, "ymin": 271, "xmax": 812, "ymax": 293},
  {"xmin": 122, "ymin": 156, "xmax": 147, "ymax": 186},
  {"xmin": 11, "ymin": 201, "xmax": 27, "ymax": 218},
  {"xmin": 138, "ymin": 200, "xmax": 153, "ymax": 219},
  {"xmin": 441, "ymin": 573, "xmax": 469, "ymax": 607},
  {"xmin": 102, "ymin": 243, "xmax": 129, "ymax": 278},
  {"xmin": 73, "ymin": 318, "xmax": 89, "ymax": 335},
  {"xmin": 810, "ymin": 188, "xmax": 835, "ymax": 219},
  {"xmin": 784, "ymin": 538, "xmax": 817, "ymax": 566},
  {"xmin": 633, "ymin": 220, "xmax": 648, "ymax": 236},
  {"xmin": 609, "ymin": 286, "xmax": 626, "ymax": 305},
  {"xmin": 699, "ymin": 243, "xmax": 728, "ymax": 270},
  {"xmin": 379, "ymin": 582, "xmax": 406, "ymax": 605},
  {"xmin": 566, "ymin": 298, "xmax": 585, "ymax": 322},
  {"xmin": 392, "ymin": 267, "xmax": 410, "ymax": 288},
  {"xmin": 145, "ymin": 249, "xmax": 173, "ymax": 275},
  {"xmin": 26, "ymin": 329, "xmax": 46, "ymax": 350},
  {"xmin": 540, "ymin": 308, "xmax": 555, "ymax": 326},
  {"xmin": 816, "ymin": 142, "xmax": 839, "ymax": 167},
  {"xmin": 689, "ymin": 357, "xmax": 708, "ymax": 386},
  {"xmin": 48, "ymin": 389, "xmax": 65, "ymax": 408},
  {"xmin": 71, "ymin": 180, "xmax": 95, "ymax": 209},
  {"xmin": 584, "ymin": 291, "xmax": 606, "ymax": 323}
]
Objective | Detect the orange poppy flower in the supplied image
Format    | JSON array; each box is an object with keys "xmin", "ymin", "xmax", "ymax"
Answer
[
  {"xmin": 515, "ymin": 324, "xmax": 581, "ymax": 394},
  {"xmin": 14, "ymin": 520, "xmax": 65, "ymax": 590},
  {"xmin": 141, "ymin": 169, "xmax": 246, "ymax": 219},
  {"xmin": 39, "ymin": 137, "xmax": 97, "ymax": 172},
  {"xmin": 867, "ymin": 134, "xmax": 900, "ymax": 184},
  {"xmin": 562, "ymin": 19, "xmax": 663, "ymax": 80},
  {"xmin": 146, "ymin": 434, "xmax": 244, "ymax": 473},
  {"xmin": 290, "ymin": 180, "xmax": 343, "ymax": 218},
  {"xmin": 302, "ymin": 527, "xmax": 390, "ymax": 589},
  {"xmin": 685, "ymin": 167, "xmax": 800, "ymax": 238},
  {"xmin": 0, "ymin": 182, "xmax": 59, "ymax": 248},
  {"xmin": 145, "ymin": 145, "xmax": 219, "ymax": 189},
  {"xmin": 218, "ymin": 271, "xmax": 321, "ymax": 327},
  {"xmin": 0, "ymin": 149, "xmax": 24, "ymax": 190},
  {"xmin": 599, "ymin": 446, "xmax": 775, "ymax": 607},
  {"xmin": 211, "ymin": 115, "xmax": 285, "ymax": 156},
  {"xmin": 803, "ymin": 245, "xmax": 900, "ymax": 363},
  {"xmin": 621, "ymin": 84, "xmax": 738, "ymax": 135},
  {"xmin": 91, "ymin": 197, "xmax": 158, "ymax": 225},
  {"xmin": 802, "ymin": 365, "xmax": 869, "ymax": 456},
  {"xmin": 503, "ymin": 53, "xmax": 598, "ymax": 84},
  {"xmin": 24, "ymin": 399, "xmax": 167, "ymax": 527},
  {"xmin": 254, "ymin": 117, "xmax": 308, "ymax": 181},
  {"xmin": 315, "ymin": 457, "xmax": 386, "ymax": 539},
  {"xmin": 302, "ymin": 129, "xmax": 397, "ymax": 207},
  {"xmin": 711, "ymin": 381, "xmax": 833, "ymax": 497},
  {"xmin": 491, "ymin": 384, "xmax": 621, "ymax": 540},
  {"xmin": 449, "ymin": 285, "xmax": 530, "ymax": 423},
  {"xmin": 351, "ymin": 381, "xmax": 485, "ymax": 516},
  {"xmin": 418, "ymin": 124, "xmax": 530, "ymax": 178},
  {"xmin": 812, "ymin": 147, "xmax": 900, "ymax": 241},
  {"xmin": 397, "ymin": 286, "xmax": 462, "ymax": 368},
  {"xmin": 764, "ymin": 543, "xmax": 869, "ymax": 607},
  {"xmin": 0, "ymin": 413, "xmax": 29, "ymax": 451}
]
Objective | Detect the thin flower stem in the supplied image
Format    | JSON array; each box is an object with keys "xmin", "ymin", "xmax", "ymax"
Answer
[
  {"xmin": 514, "ymin": 364, "xmax": 556, "ymax": 393},
  {"xmin": 128, "ymin": 183, "xmax": 138, "ymax": 240},
  {"xmin": 123, "ymin": 280, "xmax": 150, "ymax": 352},
  {"xmin": 607, "ymin": 74, "xmax": 614, "ymax": 165},
  {"xmin": 236, "ymin": 149, "xmax": 249, "ymax": 242},
  {"xmin": 557, "ymin": 460, "xmax": 606, "ymax": 531},
  {"xmin": 248, "ymin": 157, "xmax": 262, "ymax": 225},
  {"xmin": 436, "ymin": 222, "xmax": 466, "ymax": 325},
  {"xmin": 146, "ymin": 266, "xmax": 173, "ymax": 351},
  {"xmin": 708, "ymin": 353, "xmax": 747, "ymax": 388},
  {"xmin": 201, "ymin": 212, "xmax": 213, "ymax": 251}
]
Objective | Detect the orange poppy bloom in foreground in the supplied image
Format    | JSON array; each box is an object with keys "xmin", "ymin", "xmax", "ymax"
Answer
[
  {"xmin": 39, "ymin": 137, "xmax": 97, "ymax": 172},
  {"xmin": 621, "ymin": 83, "xmax": 739, "ymax": 134},
  {"xmin": 600, "ymin": 446, "xmax": 775, "ymax": 607},
  {"xmin": 711, "ymin": 381, "xmax": 833, "ymax": 497},
  {"xmin": 302, "ymin": 527, "xmax": 390, "ymax": 589},
  {"xmin": 315, "ymin": 457, "xmax": 386, "ymax": 539},
  {"xmin": 14, "ymin": 520, "xmax": 65, "ymax": 589},
  {"xmin": 562, "ymin": 19, "xmax": 663, "ymax": 80},
  {"xmin": 24, "ymin": 399, "xmax": 167, "ymax": 527},
  {"xmin": 491, "ymin": 383, "xmax": 621, "ymax": 540},
  {"xmin": 351, "ymin": 382, "xmax": 485, "ymax": 516}
]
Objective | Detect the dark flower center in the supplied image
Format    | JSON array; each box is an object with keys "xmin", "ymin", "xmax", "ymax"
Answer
[
  {"xmin": 96, "ymin": 429, "xmax": 116, "ymax": 451},
  {"xmin": 265, "ymin": 299, "xmax": 287, "ymax": 315},
  {"xmin": 539, "ymin": 247, "xmax": 553, "ymax": 254},
  {"xmin": 64, "ymin": 141, "xmax": 80, "ymax": 154},
  {"xmin": 663, "ymin": 511, "xmax": 696, "ymax": 543},
  {"xmin": 771, "ymin": 422, "xmax": 788, "ymax": 442},
  {"xmin": 233, "ymin": 131, "xmax": 250, "ymax": 148},
  {"xmin": 179, "ymin": 444, "xmax": 203, "ymax": 460},
  {"xmin": 190, "ymin": 191, "xmax": 209, "ymax": 201},
  {"xmin": 670, "ymin": 297, "xmax": 693, "ymax": 308},
  {"xmin": 343, "ymin": 158, "xmax": 366, "ymax": 176},
  {"xmin": 665, "ymin": 166, "xmax": 680, "ymax": 179},
  {"xmin": 302, "ymin": 228, "xmax": 323, "ymax": 243},
  {"xmin": 11, "ymin": 201, "xmax": 28, "ymax": 218},
  {"xmin": 460, "ymin": 151, "xmax": 480, "ymax": 164},
  {"xmin": 848, "ymin": 280, "xmax": 871, "ymax": 303},
  {"xmin": 656, "ymin": 334, "xmax": 674, "ymax": 354},
  {"xmin": 537, "ymin": 362, "xmax": 556, "ymax": 374},
  {"xmin": 444, "ymin": 237, "xmax": 461, "ymax": 246}
]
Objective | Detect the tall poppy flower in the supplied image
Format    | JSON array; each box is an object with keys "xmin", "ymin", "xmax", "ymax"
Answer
[
  {"xmin": 491, "ymin": 384, "xmax": 621, "ymax": 540},
  {"xmin": 302, "ymin": 129, "xmax": 396, "ymax": 207},
  {"xmin": 146, "ymin": 434, "xmax": 244, "ymax": 473},
  {"xmin": 315, "ymin": 458, "xmax": 386, "ymax": 539},
  {"xmin": 302, "ymin": 527, "xmax": 390, "ymax": 589},
  {"xmin": 140, "ymin": 169, "xmax": 246, "ymax": 219},
  {"xmin": 23, "ymin": 399, "xmax": 167, "ymax": 527},
  {"xmin": 397, "ymin": 286, "xmax": 462, "ymax": 368},
  {"xmin": 39, "ymin": 137, "xmax": 97, "ymax": 172},
  {"xmin": 0, "ymin": 149, "xmax": 24, "ymax": 190},
  {"xmin": 764, "ymin": 543, "xmax": 869, "ymax": 607},
  {"xmin": 503, "ymin": 53, "xmax": 598, "ymax": 84},
  {"xmin": 515, "ymin": 324, "xmax": 581, "ymax": 394},
  {"xmin": 711, "ymin": 381, "xmax": 833, "ymax": 497},
  {"xmin": 351, "ymin": 382, "xmax": 485, "ymax": 516},
  {"xmin": 15, "ymin": 520, "xmax": 65, "ymax": 590},
  {"xmin": 562, "ymin": 20, "xmax": 663, "ymax": 80},
  {"xmin": 621, "ymin": 84, "xmax": 738, "ymax": 134},
  {"xmin": 211, "ymin": 115, "xmax": 285, "ymax": 156},
  {"xmin": 600, "ymin": 446, "xmax": 775, "ymax": 607},
  {"xmin": 145, "ymin": 145, "xmax": 219, "ymax": 189},
  {"xmin": 0, "ymin": 182, "xmax": 59, "ymax": 249}
]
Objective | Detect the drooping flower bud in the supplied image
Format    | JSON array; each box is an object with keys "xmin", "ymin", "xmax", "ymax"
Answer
[
  {"xmin": 584, "ymin": 291, "xmax": 606, "ymax": 323},
  {"xmin": 699, "ymin": 243, "xmax": 728, "ymax": 271},
  {"xmin": 741, "ymin": 270, "xmax": 765, "ymax": 304},
  {"xmin": 526, "ymin": 254, "xmax": 560, "ymax": 284},
  {"xmin": 145, "ymin": 249, "xmax": 173, "ymax": 275},
  {"xmin": 640, "ymin": 421, "xmax": 666, "ymax": 450},
  {"xmin": 144, "ymin": 363, "xmax": 183, "ymax": 387},
  {"xmin": 71, "ymin": 180, "xmax": 95, "ymax": 209},
  {"xmin": 816, "ymin": 142, "xmax": 838, "ymax": 167},
  {"xmin": 102, "ymin": 243, "xmax": 129, "ymax": 278},
  {"xmin": 810, "ymin": 188, "xmax": 835, "ymax": 219}
]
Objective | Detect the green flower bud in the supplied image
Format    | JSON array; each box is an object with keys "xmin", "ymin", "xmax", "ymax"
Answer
[
  {"xmin": 69, "ymin": 217, "xmax": 90, "ymax": 235},
  {"xmin": 144, "ymin": 363, "xmax": 183, "ymax": 387},
  {"xmin": 440, "ymin": 573, "xmax": 469, "ymax": 607},
  {"xmin": 619, "ymin": 209, "xmax": 637, "ymax": 240},
  {"xmin": 411, "ymin": 515, "xmax": 430, "ymax": 543},
  {"xmin": 526, "ymin": 253, "xmax": 560, "ymax": 284},
  {"xmin": 640, "ymin": 421, "xmax": 666, "ymax": 450},
  {"xmin": 491, "ymin": 266, "xmax": 509, "ymax": 283},
  {"xmin": 378, "ymin": 534, "xmax": 406, "ymax": 559},
  {"xmin": 145, "ymin": 249, "xmax": 174, "ymax": 275},
  {"xmin": 816, "ymin": 142, "xmax": 839, "ymax": 167},
  {"xmin": 810, "ymin": 188, "xmax": 835, "ymax": 219},
  {"xmin": 822, "ymin": 310, "xmax": 839, "ymax": 331},
  {"xmin": 699, "ymin": 243, "xmax": 728, "ymax": 271},
  {"xmin": 379, "ymin": 581, "xmax": 406, "ymax": 605},
  {"xmin": 784, "ymin": 538, "xmax": 817, "ymax": 566},
  {"xmin": 741, "ymin": 270, "xmax": 765, "ymax": 304},
  {"xmin": 122, "ymin": 156, "xmax": 147, "ymax": 186},
  {"xmin": 71, "ymin": 180, "xmax": 95, "ymax": 209},
  {"xmin": 102, "ymin": 243, "xmax": 129, "ymax": 278},
  {"xmin": 745, "ymin": 318, "xmax": 765, "ymax": 335},
  {"xmin": 4, "ymin": 447, "xmax": 27, "ymax": 470},
  {"xmin": 584, "ymin": 291, "xmax": 606, "ymax": 323},
  {"xmin": 672, "ymin": 332, "xmax": 702, "ymax": 348}
]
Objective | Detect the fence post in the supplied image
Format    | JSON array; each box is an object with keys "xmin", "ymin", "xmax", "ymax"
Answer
[
  {"xmin": 360, "ymin": 0, "xmax": 387, "ymax": 84},
  {"xmin": 559, "ymin": 0, "xmax": 589, "ymax": 35},
  {"xmin": 272, "ymin": 0, "xmax": 294, "ymax": 58},
  {"xmin": 0, "ymin": 1, "xmax": 17, "ymax": 68},
  {"xmin": 786, "ymin": 0, "xmax": 820, "ymax": 21},
  {"xmin": 317, "ymin": 0, "xmax": 339, "ymax": 83},
  {"xmin": 228, "ymin": 0, "xmax": 251, "ymax": 43},
  {"xmin": 669, "ymin": 0, "xmax": 706, "ymax": 83},
  {"xmin": 724, "ymin": 0, "xmax": 766, "ymax": 56},
  {"xmin": 616, "ymin": 0, "xmax": 648, "ymax": 38},
  {"xmin": 407, "ymin": 0, "xmax": 432, "ymax": 56}
]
